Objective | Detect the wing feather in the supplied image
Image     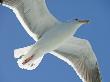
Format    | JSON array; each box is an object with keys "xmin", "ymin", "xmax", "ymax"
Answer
[
  {"xmin": 3, "ymin": 0, "xmax": 59, "ymax": 40},
  {"xmin": 50, "ymin": 37, "xmax": 102, "ymax": 82}
]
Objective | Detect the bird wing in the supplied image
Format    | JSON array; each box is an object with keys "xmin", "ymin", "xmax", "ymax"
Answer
[
  {"xmin": 50, "ymin": 36, "xmax": 102, "ymax": 82},
  {"xmin": 3, "ymin": 0, "xmax": 59, "ymax": 41}
]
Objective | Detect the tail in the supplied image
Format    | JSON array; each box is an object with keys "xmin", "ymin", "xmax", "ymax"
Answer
[{"xmin": 14, "ymin": 44, "xmax": 44, "ymax": 70}]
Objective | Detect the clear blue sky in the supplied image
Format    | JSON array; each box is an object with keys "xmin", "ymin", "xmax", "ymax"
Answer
[{"xmin": 0, "ymin": 0, "xmax": 110, "ymax": 82}]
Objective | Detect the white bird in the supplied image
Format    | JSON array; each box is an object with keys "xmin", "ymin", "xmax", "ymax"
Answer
[{"xmin": 0, "ymin": 0, "xmax": 102, "ymax": 82}]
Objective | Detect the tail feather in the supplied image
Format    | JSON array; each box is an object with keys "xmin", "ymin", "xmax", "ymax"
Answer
[
  {"xmin": 17, "ymin": 55, "xmax": 43, "ymax": 70},
  {"xmin": 14, "ymin": 44, "xmax": 34, "ymax": 59},
  {"xmin": 14, "ymin": 44, "xmax": 44, "ymax": 70}
]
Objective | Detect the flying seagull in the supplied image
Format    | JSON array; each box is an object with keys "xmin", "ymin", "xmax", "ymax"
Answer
[{"xmin": 0, "ymin": 0, "xmax": 102, "ymax": 82}]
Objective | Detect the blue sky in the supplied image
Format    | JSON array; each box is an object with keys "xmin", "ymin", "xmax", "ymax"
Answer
[{"xmin": 0, "ymin": 0, "xmax": 110, "ymax": 82}]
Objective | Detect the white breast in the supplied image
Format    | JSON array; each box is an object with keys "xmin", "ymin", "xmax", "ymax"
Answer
[{"xmin": 36, "ymin": 23, "xmax": 79, "ymax": 52}]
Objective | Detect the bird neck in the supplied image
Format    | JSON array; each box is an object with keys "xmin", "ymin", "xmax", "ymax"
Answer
[{"xmin": 70, "ymin": 22, "xmax": 83, "ymax": 35}]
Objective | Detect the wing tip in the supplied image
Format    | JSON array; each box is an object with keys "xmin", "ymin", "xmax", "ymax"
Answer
[{"xmin": 85, "ymin": 63, "xmax": 102, "ymax": 82}]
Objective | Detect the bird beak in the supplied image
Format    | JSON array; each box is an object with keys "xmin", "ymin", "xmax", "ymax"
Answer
[
  {"xmin": 75, "ymin": 19, "xmax": 90, "ymax": 24},
  {"xmin": 78, "ymin": 20, "xmax": 90, "ymax": 24}
]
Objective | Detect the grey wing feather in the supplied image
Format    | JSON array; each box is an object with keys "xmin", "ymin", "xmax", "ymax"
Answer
[{"xmin": 51, "ymin": 37, "xmax": 102, "ymax": 82}]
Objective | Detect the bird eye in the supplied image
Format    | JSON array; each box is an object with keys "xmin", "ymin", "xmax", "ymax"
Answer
[{"xmin": 75, "ymin": 19, "xmax": 79, "ymax": 21}]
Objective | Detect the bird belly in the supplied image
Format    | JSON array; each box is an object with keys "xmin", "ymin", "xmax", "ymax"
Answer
[{"xmin": 36, "ymin": 24, "xmax": 74, "ymax": 52}]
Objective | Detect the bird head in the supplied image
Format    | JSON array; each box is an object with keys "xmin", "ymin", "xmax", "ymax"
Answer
[{"xmin": 74, "ymin": 18, "xmax": 90, "ymax": 25}]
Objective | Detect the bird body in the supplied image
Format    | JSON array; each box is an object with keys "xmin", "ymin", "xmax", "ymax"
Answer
[
  {"xmin": 0, "ymin": 0, "xmax": 102, "ymax": 82},
  {"xmin": 36, "ymin": 22, "xmax": 81, "ymax": 52}
]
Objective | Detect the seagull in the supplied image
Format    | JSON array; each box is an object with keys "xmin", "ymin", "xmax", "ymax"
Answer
[{"xmin": 0, "ymin": 0, "xmax": 102, "ymax": 82}]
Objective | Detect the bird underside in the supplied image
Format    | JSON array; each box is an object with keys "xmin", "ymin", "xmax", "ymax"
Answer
[
  {"xmin": 1, "ymin": 0, "xmax": 102, "ymax": 82},
  {"xmin": 14, "ymin": 36, "xmax": 102, "ymax": 82}
]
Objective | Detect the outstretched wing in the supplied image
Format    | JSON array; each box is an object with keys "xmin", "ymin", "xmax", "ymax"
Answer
[
  {"xmin": 3, "ymin": 0, "xmax": 59, "ymax": 41},
  {"xmin": 50, "ymin": 37, "xmax": 102, "ymax": 82}
]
